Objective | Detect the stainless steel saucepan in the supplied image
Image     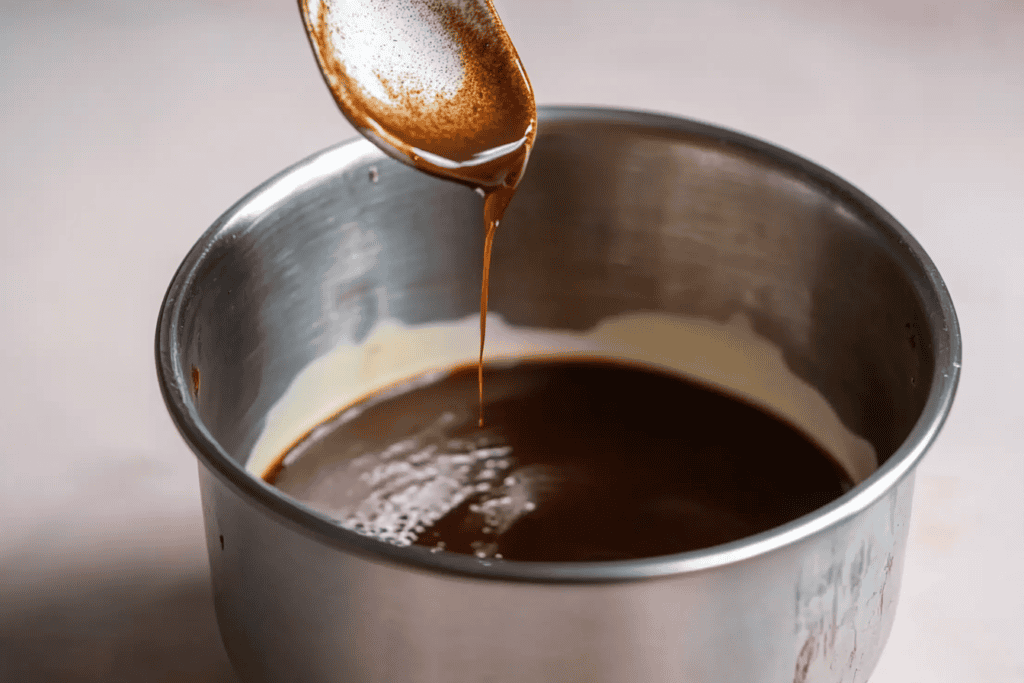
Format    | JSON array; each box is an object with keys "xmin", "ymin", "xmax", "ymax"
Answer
[{"xmin": 156, "ymin": 106, "xmax": 960, "ymax": 683}]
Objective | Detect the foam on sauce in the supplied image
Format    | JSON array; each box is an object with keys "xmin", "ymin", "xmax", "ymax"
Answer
[
  {"xmin": 248, "ymin": 312, "xmax": 878, "ymax": 489},
  {"xmin": 268, "ymin": 359, "xmax": 857, "ymax": 560}
]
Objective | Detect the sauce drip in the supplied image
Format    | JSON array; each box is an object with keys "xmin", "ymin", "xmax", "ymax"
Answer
[{"xmin": 300, "ymin": 0, "xmax": 537, "ymax": 425}]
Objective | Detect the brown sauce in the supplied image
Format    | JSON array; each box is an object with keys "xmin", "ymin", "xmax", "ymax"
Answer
[{"xmin": 264, "ymin": 360, "xmax": 853, "ymax": 562}]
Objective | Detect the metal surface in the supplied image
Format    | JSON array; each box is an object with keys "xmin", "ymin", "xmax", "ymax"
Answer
[{"xmin": 156, "ymin": 106, "xmax": 960, "ymax": 682}]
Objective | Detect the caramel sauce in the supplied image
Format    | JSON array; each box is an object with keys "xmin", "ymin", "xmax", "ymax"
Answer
[
  {"xmin": 266, "ymin": 360, "xmax": 854, "ymax": 561},
  {"xmin": 300, "ymin": 0, "xmax": 537, "ymax": 425}
]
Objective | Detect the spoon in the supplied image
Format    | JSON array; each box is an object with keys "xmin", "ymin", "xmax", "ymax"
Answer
[{"xmin": 298, "ymin": 0, "xmax": 536, "ymax": 202}]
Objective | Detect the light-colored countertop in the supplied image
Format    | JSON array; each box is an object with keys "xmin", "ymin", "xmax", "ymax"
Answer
[{"xmin": 1, "ymin": 1, "xmax": 1021, "ymax": 680}]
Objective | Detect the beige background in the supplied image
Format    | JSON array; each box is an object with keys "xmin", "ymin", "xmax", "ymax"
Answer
[{"xmin": 1, "ymin": 0, "xmax": 1021, "ymax": 680}]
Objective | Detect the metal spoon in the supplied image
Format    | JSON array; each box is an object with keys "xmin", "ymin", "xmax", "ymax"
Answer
[{"xmin": 298, "ymin": 0, "xmax": 537, "ymax": 194}]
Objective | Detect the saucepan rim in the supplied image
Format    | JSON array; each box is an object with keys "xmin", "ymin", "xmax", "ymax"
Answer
[{"xmin": 155, "ymin": 105, "xmax": 961, "ymax": 584}]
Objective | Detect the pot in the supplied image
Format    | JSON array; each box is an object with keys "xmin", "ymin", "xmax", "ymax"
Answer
[{"xmin": 156, "ymin": 106, "xmax": 960, "ymax": 682}]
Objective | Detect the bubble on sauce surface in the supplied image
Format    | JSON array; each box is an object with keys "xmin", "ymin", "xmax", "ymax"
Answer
[
  {"xmin": 296, "ymin": 432, "xmax": 581, "ymax": 554},
  {"xmin": 303, "ymin": 411, "xmax": 518, "ymax": 547}
]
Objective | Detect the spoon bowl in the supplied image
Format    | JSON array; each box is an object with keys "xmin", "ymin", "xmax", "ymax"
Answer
[{"xmin": 299, "ymin": 0, "xmax": 537, "ymax": 191}]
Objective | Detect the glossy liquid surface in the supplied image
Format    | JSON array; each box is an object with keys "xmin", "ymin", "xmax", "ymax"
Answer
[{"xmin": 266, "ymin": 361, "xmax": 853, "ymax": 562}]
